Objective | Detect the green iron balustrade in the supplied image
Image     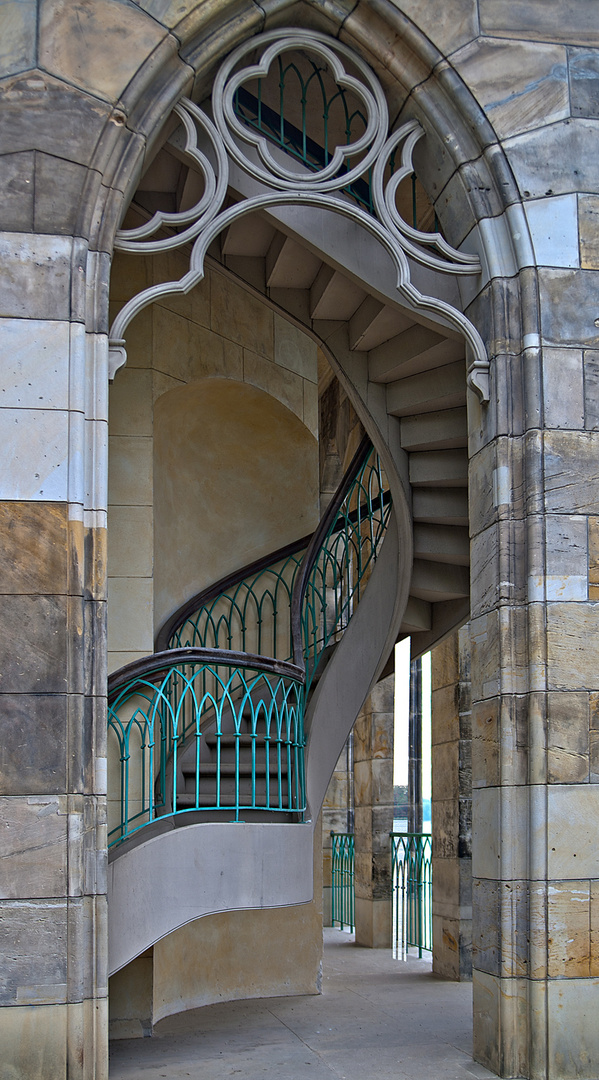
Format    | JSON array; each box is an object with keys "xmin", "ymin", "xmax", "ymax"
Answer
[
  {"xmin": 297, "ymin": 441, "xmax": 391, "ymax": 692},
  {"xmin": 108, "ymin": 438, "xmax": 392, "ymax": 850},
  {"xmin": 330, "ymin": 831, "xmax": 355, "ymax": 931},
  {"xmin": 166, "ymin": 546, "xmax": 306, "ymax": 660},
  {"xmin": 107, "ymin": 650, "xmax": 305, "ymax": 848},
  {"xmin": 390, "ymin": 832, "xmax": 432, "ymax": 959},
  {"xmin": 233, "ymin": 59, "xmax": 435, "ymax": 227}
]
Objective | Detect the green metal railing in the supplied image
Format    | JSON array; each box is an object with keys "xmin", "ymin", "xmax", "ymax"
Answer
[
  {"xmin": 107, "ymin": 649, "xmax": 305, "ymax": 848},
  {"xmin": 330, "ymin": 831, "xmax": 355, "ymax": 931},
  {"xmin": 166, "ymin": 548, "xmax": 305, "ymax": 661},
  {"xmin": 108, "ymin": 440, "xmax": 392, "ymax": 850},
  {"xmin": 297, "ymin": 442, "xmax": 391, "ymax": 692},
  {"xmin": 390, "ymin": 832, "xmax": 432, "ymax": 959}
]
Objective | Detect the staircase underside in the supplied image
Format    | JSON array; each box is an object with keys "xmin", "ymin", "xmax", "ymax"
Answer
[{"xmin": 108, "ymin": 819, "xmax": 314, "ymax": 975}]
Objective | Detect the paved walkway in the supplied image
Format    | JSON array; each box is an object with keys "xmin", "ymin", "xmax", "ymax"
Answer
[{"xmin": 110, "ymin": 929, "xmax": 495, "ymax": 1080}]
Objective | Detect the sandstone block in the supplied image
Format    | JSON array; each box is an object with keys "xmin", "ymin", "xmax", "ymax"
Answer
[
  {"xmin": 548, "ymin": 784, "xmax": 599, "ymax": 877},
  {"xmin": 547, "ymin": 881, "xmax": 591, "ymax": 977},
  {"xmin": 39, "ymin": 0, "xmax": 168, "ymax": 104},
  {"xmin": 544, "ymin": 430, "xmax": 599, "ymax": 513},
  {"xmin": 107, "ymin": 435, "xmax": 152, "ymax": 506},
  {"xmin": 0, "ymin": 73, "xmax": 111, "ymax": 167},
  {"xmin": 569, "ymin": 48, "xmax": 599, "ymax": 119},
  {"xmin": 547, "ymin": 978, "xmax": 599, "ymax": 1079},
  {"xmin": 388, "ymin": 0, "xmax": 477, "ymax": 56},
  {"xmin": 211, "ymin": 271, "xmax": 273, "ymax": 357},
  {"xmin": 0, "ymin": 898, "xmax": 68, "ymax": 1005},
  {"xmin": 0, "ymin": 151, "xmax": 34, "ymax": 232},
  {"xmin": 543, "ymin": 347, "xmax": 584, "ymax": 429},
  {"xmin": 453, "ymin": 39, "xmax": 568, "ymax": 141},
  {"xmin": 584, "ymin": 351, "xmax": 599, "ymax": 430},
  {"xmin": 0, "ymin": 594, "xmax": 67, "ymax": 693},
  {"xmin": 243, "ymin": 349, "xmax": 304, "ymax": 423},
  {"xmin": 0, "ymin": 232, "xmax": 72, "ymax": 322},
  {"xmin": 0, "ymin": 501, "xmax": 68, "ymax": 595},
  {"xmin": 579, "ymin": 196, "xmax": 599, "ymax": 269},
  {"xmin": 0, "ymin": 796, "xmax": 67, "ymax": 900},
  {"xmin": 539, "ymin": 268, "xmax": 599, "ymax": 349},
  {"xmin": 507, "ymin": 120, "xmax": 599, "ymax": 201},
  {"xmin": 547, "ymin": 691, "xmax": 590, "ymax": 783},
  {"xmin": 547, "ymin": 601, "xmax": 599, "ymax": 690},
  {"xmin": 106, "ymin": 577, "xmax": 153, "ymax": 654},
  {"xmin": 480, "ymin": 0, "xmax": 599, "ymax": 47}
]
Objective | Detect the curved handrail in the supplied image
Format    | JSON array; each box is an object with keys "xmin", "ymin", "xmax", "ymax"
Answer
[
  {"xmin": 291, "ymin": 435, "xmax": 391, "ymax": 689},
  {"xmin": 108, "ymin": 647, "xmax": 304, "ymax": 700},
  {"xmin": 156, "ymin": 536, "xmax": 311, "ymax": 654},
  {"xmin": 291, "ymin": 435, "xmax": 370, "ymax": 663}
]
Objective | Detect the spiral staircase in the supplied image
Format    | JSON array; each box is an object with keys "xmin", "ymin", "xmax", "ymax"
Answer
[
  {"xmin": 107, "ymin": 440, "xmax": 403, "ymax": 974},
  {"xmin": 107, "ymin": 41, "xmax": 477, "ymax": 976}
]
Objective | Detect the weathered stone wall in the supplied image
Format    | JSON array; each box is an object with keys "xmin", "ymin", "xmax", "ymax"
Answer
[
  {"xmin": 2, "ymin": 2, "xmax": 599, "ymax": 1078},
  {"xmin": 431, "ymin": 627, "xmax": 472, "ymax": 981},
  {"xmin": 354, "ymin": 677, "xmax": 395, "ymax": 948}
]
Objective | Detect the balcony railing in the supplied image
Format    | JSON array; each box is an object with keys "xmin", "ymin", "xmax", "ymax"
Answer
[
  {"xmin": 108, "ymin": 650, "xmax": 305, "ymax": 847},
  {"xmin": 330, "ymin": 831, "xmax": 355, "ymax": 931},
  {"xmin": 391, "ymin": 832, "xmax": 432, "ymax": 959}
]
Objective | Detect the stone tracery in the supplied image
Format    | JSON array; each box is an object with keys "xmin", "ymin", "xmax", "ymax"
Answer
[{"xmin": 108, "ymin": 28, "xmax": 489, "ymax": 401}]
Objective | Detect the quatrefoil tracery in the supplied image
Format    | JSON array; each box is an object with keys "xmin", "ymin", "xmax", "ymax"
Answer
[{"xmin": 109, "ymin": 28, "xmax": 489, "ymax": 401}]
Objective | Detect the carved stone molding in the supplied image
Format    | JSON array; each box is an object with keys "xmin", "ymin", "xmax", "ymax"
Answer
[{"xmin": 109, "ymin": 28, "xmax": 489, "ymax": 401}]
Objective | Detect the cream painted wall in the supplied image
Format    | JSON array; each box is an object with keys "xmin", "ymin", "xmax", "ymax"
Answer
[
  {"xmin": 107, "ymin": 249, "xmax": 319, "ymax": 668},
  {"xmin": 153, "ymin": 377, "xmax": 319, "ymax": 634}
]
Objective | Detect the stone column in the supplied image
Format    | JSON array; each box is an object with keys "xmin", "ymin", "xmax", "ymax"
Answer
[
  {"xmin": 0, "ymin": 235, "xmax": 108, "ymax": 1078},
  {"xmin": 431, "ymin": 627, "xmax": 472, "ymax": 980},
  {"xmin": 468, "ymin": 217, "xmax": 599, "ymax": 1077},
  {"xmin": 353, "ymin": 676, "xmax": 394, "ymax": 948}
]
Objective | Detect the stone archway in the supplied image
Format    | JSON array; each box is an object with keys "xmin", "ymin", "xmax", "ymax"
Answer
[
  {"xmin": 6, "ymin": 2, "xmax": 594, "ymax": 1078},
  {"xmin": 99, "ymin": 13, "xmax": 535, "ymax": 1080}
]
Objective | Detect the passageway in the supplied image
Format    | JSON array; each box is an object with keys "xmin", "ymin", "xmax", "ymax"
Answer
[{"xmin": 110, "ymin": 929, "xmax": 494, "ymax": 1079}]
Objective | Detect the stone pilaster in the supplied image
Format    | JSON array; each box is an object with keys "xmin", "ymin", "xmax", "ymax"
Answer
[
  {"xmin": 353, "ymin": 676, "xmax": 394, "ymax": 948},
  {"xmin": 0, "ymin": 239, "xmax": 109, "ymax": 1078},
  {"xmin": 431, "ymin": 626, "xmax": 472, "ymax": 980}
]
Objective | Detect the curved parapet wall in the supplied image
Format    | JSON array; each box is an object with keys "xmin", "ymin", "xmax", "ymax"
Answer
[{"xmin": 108, "ymin": 819, "xmax": 314, "ymax": 975}]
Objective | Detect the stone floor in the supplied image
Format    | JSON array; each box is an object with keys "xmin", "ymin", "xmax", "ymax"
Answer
[{"xmin": 110, "ymin": 929, "xmax": 495, "ymax": 1079}]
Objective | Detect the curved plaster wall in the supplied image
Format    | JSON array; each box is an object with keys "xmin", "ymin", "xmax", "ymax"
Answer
[{"xmin": 153, "ymin": 377, "xmax": 319, "ymax": 633}]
